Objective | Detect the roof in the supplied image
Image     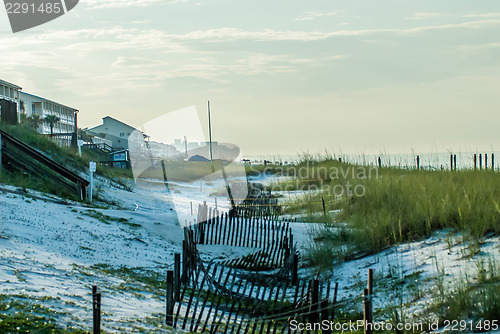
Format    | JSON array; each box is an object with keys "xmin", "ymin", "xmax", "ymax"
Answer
[
  {"xmin": 20, "ymin": 91, "xmax": 78, "ymax": 111},
  {"xmin": 0, "ymin": 79, "xmax": 22, "ymax": 90},
  {"xmin": 111, "ymin": 149, "xmax": 128, "ymax": 154},
  {"xmin": 101, "ymin": 116, "xmax": 142, "ymax": 132}
]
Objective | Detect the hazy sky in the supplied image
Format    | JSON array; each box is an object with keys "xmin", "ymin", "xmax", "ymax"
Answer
[{"xmin": 1, "ymin": 0, "xmax": 499, "ymax": 156}]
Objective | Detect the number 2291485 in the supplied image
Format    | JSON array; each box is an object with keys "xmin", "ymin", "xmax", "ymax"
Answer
[{"xmin": 5, "ymin": 2, "xmax": 62, "ymax": 14}]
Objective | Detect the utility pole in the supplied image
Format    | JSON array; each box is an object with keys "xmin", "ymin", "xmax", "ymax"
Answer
[{"xmin": 208, "ymin": 101, "xmax": 214, "ymax": 173}]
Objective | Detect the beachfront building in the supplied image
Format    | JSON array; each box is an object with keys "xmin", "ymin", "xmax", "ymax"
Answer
[
  {"xmin": 20, "ymin": 92, "xmax": 78, "ymax": 147},
  {"xmin": 0, "ymin": 79, "xmax": 22, "ymax": 124},
  {"xmin": 87, "ymin": 116, "xmax": 144, "ymax": 152},
  {"xmin": 148, "ymin": 140, "xmax": 180, "ymax": 158}
]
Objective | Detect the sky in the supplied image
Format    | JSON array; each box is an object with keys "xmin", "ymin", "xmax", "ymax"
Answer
[{"xmin": 1, "ymin": 0, "xmax": 499, "ymax": 157}]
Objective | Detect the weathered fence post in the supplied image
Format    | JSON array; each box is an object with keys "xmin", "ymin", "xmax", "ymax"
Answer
[
  {"xmin": 492, "ymin": 153, "xmax": 495, "ymax": 170},
  {"xmin": 284, "ymin": 237, "xmax": 290, "ymax": 262},
  {"xmin": 378, "ymin": 156, "xmax": 381, "ymax": 168},
  {"xmin": 0, "ymin": 132, "xmax": 3, "ymax": 174},
  {"xmin": 322, "ymin": 195, "xmax": 327, "ymax": 220},
  {"xmin": 331, "ymin": 282, "xmax": 339, "ymax": 320},
  {"xmin": 454, "ymin": 154, "xmax": 457, "ymax": 170},
  {"xmin": 92, "ymin": 285, "xmax": 101, "ymax": 334},
  {"xmin": 321, "ymin": 299, "xmax": 331, "ymax": 334},
  {"xmin": 367, "ymin": 269, "xmax": 374, "ymax": 332},
  {"xmin": 416, "ymin": 155, "xmax": 420, "ymax": 170},
  {"xmin": 182, "ymin": 240, "xmax": 188, "ymax": 284},
  {"xmin": 474, "ymin": 154, "xmax": 477, "ymax": 170},
  {"xmin": 174, "ymin": 253, "xmax": 181, "ymax": 301},
  {"xmin": 367, "ymin": 268, "xmax": 373, "ymax": 295},
  {"xmin": 292, "ymin": 253, "xmax": 298, "ymax": 285},
  {"xmin": 166, "ymin": 270, "xmax": 174, "ymax": 326},
  {"xmin": 479, "ymin": 154, "xmax": 482, "ymax": 170},
  {"xmin": 363, "ymin": 288, "xmax": 372, "ymax": 334},
  {"xmin": 309, "ymin": 280, "xmax": 320, "ymax": 323},
  {"xmin": 485, "ymin": 154, "xmax": 488, "ymax": 170},
  {"xmin": 450, "ymin": 154, "xmax": 453, "ymax": 171}
]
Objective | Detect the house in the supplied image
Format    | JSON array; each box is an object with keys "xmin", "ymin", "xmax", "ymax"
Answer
[
  {"xmin": 87, "ymin": 116, "xmax": 144, "ymax": 151},
  {"xmin": 20, "ymin": 92, "xmax": 78, "ymax": 147},
  {"xmin": 0, "ymin": 78, "xmax": 80, "ymax": 147},
  {"xmin": 0, "ymin": 79, "xmax": 22, "ymax": 124}
]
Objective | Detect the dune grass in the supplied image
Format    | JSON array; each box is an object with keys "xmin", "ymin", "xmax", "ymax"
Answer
[
  {"xmin": 431, "ymin": 257, "xmax": 500, "ymax": 322},
  {"xmin": 0, "ymin": 124, "xmax": 88, "ymax": 172},
  {"xmin": 0, "ymin": 124, "xmax": 137, "ymax": 197},
  {"xmin": 339, "ymin": 169, "xmax": 500, "ymax": 253},
  {"xmin": 275, "ymin": 155, "xmax": 500, "ymax": 254}
]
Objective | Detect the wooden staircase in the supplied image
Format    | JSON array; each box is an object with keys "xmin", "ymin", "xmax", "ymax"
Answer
[{"xmin": 0, "ymin": 129, "xmax": 89, "ymax": 200}]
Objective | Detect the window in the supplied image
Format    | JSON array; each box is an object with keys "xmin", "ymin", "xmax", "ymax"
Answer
[
  {"xmin": 120, "ymin": 133, "xmax": 125, "ymax": 137},
  {"xmin": 32, "ymin": 103, "xmax": 36, "ymax": 113}
]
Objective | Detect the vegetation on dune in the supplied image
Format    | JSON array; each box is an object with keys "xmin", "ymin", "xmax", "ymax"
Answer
[
  {"xmin": 0, "ymin": 123, "xmax": 134, "ymax": 198},
  {"xmin": 430, "ymin": 257, "xmax": 500, "ymax": 323},
  {"xmin": 339, "ymin": 169, "xmax": 500, "ymax": 254},
  {"xmin": 0, "ymin": 123, "xmax": 88, "ymax": 172},
  {"xmin": 0, "ymin": 295, "xmax": 86, "ymax": 333},
  {"xmin": 272, "ymin": 155, "xmax": 499, "ymax": 255}
]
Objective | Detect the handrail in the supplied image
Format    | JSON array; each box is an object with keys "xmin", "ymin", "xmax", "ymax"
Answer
[{"xmin": 0, "ymin": 129, "xmax": 89, "ymax": 189}]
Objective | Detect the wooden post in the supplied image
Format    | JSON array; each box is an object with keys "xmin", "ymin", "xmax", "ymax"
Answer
[
  {"xmin": 474, "ymin": 154, "xmax": 477, "ymax": 170},
  {"xmin": 182, "ymin": 240, "xmax": 188, "ymax": 284},
  {"xmin": 450, "ymin": 154, "xmax": 453, "ymax": 171},
  {"xmin": 321, "ymin": 300, "xmax": 331, "ymax": 334},
  {"xmin": 363, "ymin": 288, "xmax": 372, "ymax": 334},
  {"xmin": 378, "ymin": 156, "xmax": 381, "ymax": 168},
  {"xmin": 322, "ymin": 195, "xmax": 326, "ymax": 220},
  {"xmin": 367, "ymin": 268, "xmax": 374, "ymax": 332},
  {"xmin": 284, "ymin": 237, "xmax": 290, "ymax": 261},
  {"xmin": 174, "ymin": 253, "xmax": 181, "ymax": 301},
  {"xmin": 166, "ymin": 270, "xmax": 174, "ymax": 326},
  {"xmin": 199, "ymin": 219, "xmax": 205, "ymax": 244},
  {"xmin": 161, "ymin": 160, "xmax": 169, "ymax": 192},
  {"xmin": 309, "ymin": 279, "xmax": 320, "ymax": 323},
  {"xmin": 203, "ymin": 201, "xmax": 207, "ymax": 222},
  {"xmin": 416, "ymin": 155, "xmax": 420, "ymax": 170},
  {"xmin": 492, "ymin": 153, "xmax": 495, "ymax": 170},
  {"xmin": 485, "ymin": 154, "xmax": 488, "ymax": 170},
  {"xmin": 367, "ymin": 269, "xmax": 373, "ymax": 295},
  {"xmin": 92, "ymin": 285, "xmax": 101, "ymax": 334},
  {"xmin": 292, "ymin": 253, "xmax": 298, "ymax": 285},
  {"xmin": 454, "ymin": 154, "xmax": 457, "ymax": 170},
  {"xmin": 331, "ymin": 282, "xmax": 339, "ymax": 320},
  {"xmin": 480, "ymin": 154, "xmax": 482, "ymax": 170},
  {"xmin": 0, "ymin": 132, "xmax": 3, "ymax": 174}
]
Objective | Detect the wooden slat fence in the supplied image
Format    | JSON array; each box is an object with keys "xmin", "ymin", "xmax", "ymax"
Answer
[{"xmin": 174, "ymin": 258, "xmax": 337, "ymax": 334}]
